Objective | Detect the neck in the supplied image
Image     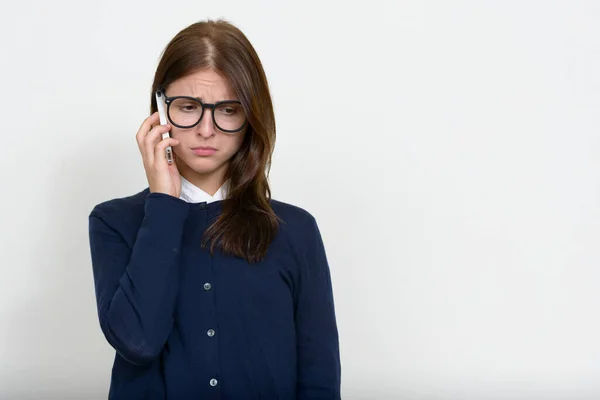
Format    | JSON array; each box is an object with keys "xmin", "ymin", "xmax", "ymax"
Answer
[{"xmin": 177, "ymin": 160, "xmax": 227, "ymax": 196}]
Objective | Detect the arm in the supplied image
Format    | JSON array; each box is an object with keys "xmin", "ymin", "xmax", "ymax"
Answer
[
  {"xmin": 88, "ymin": 193, "xmax": 189, "ymax": 366},
  {"xmin": 295, "ymin": 215, "xmax": 341, "ymax": 399}
]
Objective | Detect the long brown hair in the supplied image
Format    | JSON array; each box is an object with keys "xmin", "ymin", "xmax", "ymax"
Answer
[{"xmin": 150, "ymin": 19, "xmax": 279, "ymax": 264}]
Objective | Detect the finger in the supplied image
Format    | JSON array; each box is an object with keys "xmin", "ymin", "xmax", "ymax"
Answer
[
  {"xmin": 144, "ymin": 123, "xmax": 171, "ymax": 165},
  {"xmin": 135, "ymin": 112, "xmax": 160, "ymax": 149},
  {"xmin": 136, "ymin": 113, "xmax": 159, "ymax": 157},
  {"xmin": 154, "ymin": 137, "xmax": 180, "ymax": 168}
]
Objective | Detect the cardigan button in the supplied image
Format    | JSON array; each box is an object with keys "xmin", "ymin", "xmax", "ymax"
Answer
[
  {"xmin": 203, "ymin": 282, "xmax": 212, "ymax": 291},
  {"xmin": 210, "ymin": 378, "xmax": 218, "ymax": 387},
  {"xmin": 207, "ymin": 329, "xmax": 215, "ymax": 337}
]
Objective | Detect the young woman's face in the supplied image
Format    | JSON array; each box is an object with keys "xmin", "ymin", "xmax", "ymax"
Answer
[{"xmin": 165, "ymin": 68, "xmax": 247, "ymax": 179}]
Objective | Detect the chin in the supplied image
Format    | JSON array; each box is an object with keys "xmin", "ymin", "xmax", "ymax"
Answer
[{"xmin": 185, "ymin": 158, "xmax": 223, "ymax": 175}]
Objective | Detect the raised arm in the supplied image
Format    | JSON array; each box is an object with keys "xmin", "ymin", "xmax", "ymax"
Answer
[{"xmin": 88, "ymin": 193, "xmax": 189, "ymax": 366}]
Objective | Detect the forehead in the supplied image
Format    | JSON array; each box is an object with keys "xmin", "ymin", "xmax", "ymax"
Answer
[{"xmin": 167, "ymin": 68, "xmax": 237, "ymax": 99}]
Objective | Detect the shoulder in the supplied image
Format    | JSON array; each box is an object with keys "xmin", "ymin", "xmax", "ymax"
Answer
[
  {"xmin": 269, "ymin": 198, "xmax": 322, "ymax": 245},
  {"xmin": 269, "ymin": 199, "xmax": 330, "ymax": 279},
  {"xmin": 270, "ymin": 199, "xmax": 318, "ymax": 227},
  {"xmin": 89, "ymin": 187, "xmax": 150, "ymax": 229}
]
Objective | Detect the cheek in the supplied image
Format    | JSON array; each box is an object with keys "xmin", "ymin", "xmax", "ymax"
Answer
[
  {"xmin": 221, "ymin": 132, "xmax": 246, "ymax": 154},
  {"xmin": 170, "ymin": 129, "xmax": 185, "ymax": 140},
  {"xmin": 232, "ymin": 130, "xmax": 247, "ymax": 151},
  {"xmin": 233, "ymin": 133, "xmax": 246, "ymax": 151}
]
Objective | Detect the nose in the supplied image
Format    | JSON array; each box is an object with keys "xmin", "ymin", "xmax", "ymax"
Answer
[{"xmin": 196, "ymin": 109, "xmax": 216, "ymax": 138}]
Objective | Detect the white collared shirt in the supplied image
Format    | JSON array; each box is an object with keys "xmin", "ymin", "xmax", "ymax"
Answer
[{"xmin": 179, "ymin": 175, "xmax": 229, "ymax": 204}]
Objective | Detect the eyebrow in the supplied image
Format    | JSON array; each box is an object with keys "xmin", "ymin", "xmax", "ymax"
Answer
[{"xmin": 169, "ymin": 94, "xmax": 239, "ymax": 102}]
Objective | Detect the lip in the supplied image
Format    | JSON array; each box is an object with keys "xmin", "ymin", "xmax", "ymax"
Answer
[{"xmin": 191, "ymin": 146, "xmax": 217, "ymax": 156}]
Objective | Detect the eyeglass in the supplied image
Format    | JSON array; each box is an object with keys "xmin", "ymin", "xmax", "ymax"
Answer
[{"xmin": 159, "ymin": 89, "xmax": 248, "ymax": 133}]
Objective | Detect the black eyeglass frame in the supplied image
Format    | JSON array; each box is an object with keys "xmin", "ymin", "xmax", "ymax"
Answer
[{"xmin": 159, "ymin": 88, "xmax": 249, "ymax": 133}]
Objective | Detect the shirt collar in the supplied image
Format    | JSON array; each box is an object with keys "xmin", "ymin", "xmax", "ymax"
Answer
[{"xmin": 179, "ymin": 175, "xmax": 229, "ymax": 204}]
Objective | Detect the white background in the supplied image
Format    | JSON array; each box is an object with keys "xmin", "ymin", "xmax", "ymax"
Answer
[{"xmin": 1, "ymin": 0, "xmax": 599, "ymax": 399}]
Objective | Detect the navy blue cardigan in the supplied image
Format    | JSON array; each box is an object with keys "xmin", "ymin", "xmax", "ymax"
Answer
[{"xmin": 88, "ymin": 189, "xmax": 341, "ymax": 399}]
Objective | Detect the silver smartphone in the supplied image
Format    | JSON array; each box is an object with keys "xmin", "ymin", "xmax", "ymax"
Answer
[{"xmin": 155, "ymin": 90, "xmax": 174, "ymax": 164}]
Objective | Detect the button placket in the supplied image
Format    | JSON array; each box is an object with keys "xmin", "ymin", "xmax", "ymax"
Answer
[{"xmin": 202, "ymin": 224, "xmax": 220, "ymax": 390}]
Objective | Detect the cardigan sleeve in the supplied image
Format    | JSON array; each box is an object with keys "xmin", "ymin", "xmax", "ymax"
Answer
[
  {"xmin": 88, "ymin": 193, "xmax": 189, "ymax": 366},
  {"xmin": 294, "ymin": 215, "xmax": 341, "ymax": 399}
]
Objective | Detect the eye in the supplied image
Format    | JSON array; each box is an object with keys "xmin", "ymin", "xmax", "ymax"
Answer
[
  {"xmin": 217, "ymin": 103, "xmax": 240, "ymax": 115},
  {"xmin": 179, "ymin": 103, "xmax": 199, "ymax": 112}
]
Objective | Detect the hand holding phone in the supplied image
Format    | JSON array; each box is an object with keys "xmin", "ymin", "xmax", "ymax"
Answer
[
  {"xmin": 155, "ymin": 90, "xmax": 174, "ymax": 164},
  {"xmin": 134, "ymin": 96, "xmax": 181, "ymax": 198}
]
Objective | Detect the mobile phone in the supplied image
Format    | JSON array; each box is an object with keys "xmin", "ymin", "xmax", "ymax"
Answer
[{"xmin": 155, "ymin": 90, "xmax": 174, "ymax": 164}]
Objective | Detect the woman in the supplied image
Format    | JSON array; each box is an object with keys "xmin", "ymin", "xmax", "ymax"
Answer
[{"xmin": 88, "ymin": 19, "xmax": 341, "ymax": 399}]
